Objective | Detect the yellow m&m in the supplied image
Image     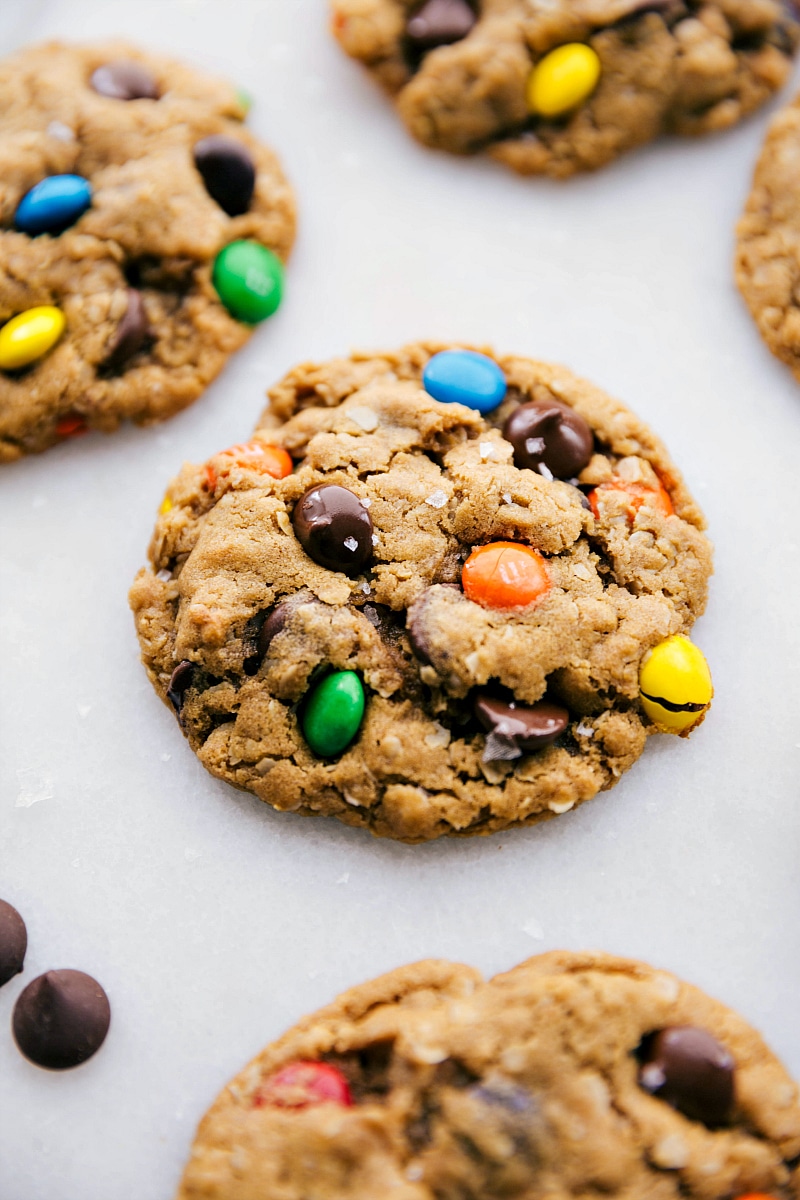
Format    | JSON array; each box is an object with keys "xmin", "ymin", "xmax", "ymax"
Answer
[
  {"xmin": 639, "ymin": 635, "xmax": 713, "ymax": 735},
  {"xmin": 0, "ymin": 306, "xmax": 65, "ymax": 371},
  {"xmin": 527, "ymin": 43, "xmax": 601, "ymax": 119}
]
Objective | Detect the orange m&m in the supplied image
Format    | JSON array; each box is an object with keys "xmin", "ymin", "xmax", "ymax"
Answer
[
  {"xmin": 733, "ymin": 1195, "xmax": 778, "ymax": 1199},
  {"xmin": 462, "ymin": 542, "xmax": 550, "ymax": 610},
  {"xmin": 204, "ymin": 440, "xmax": 292, "ymax": 491},
  {"xmin": 588, "ymin": 478, "xmax": 673, "ymax": 522}
]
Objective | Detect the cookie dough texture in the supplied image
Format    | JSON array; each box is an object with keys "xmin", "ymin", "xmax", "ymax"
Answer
[
  {"xmin": 736, "ymin": 84, "xmax": 800, "ymax": 381},
  {"xmin": 177, "ymin": 950, "xmax": 800, "ymax": 1199},
  {"xmin": 130, "ymin": 343, "xmax": 712, "ymax": 842},
  {"xmin": 331, "ymin": 0, "xmax": 799, "ymax": 177},
  {"xmin": 0, "ymin": 41, "xmax": 295, "ymax": 462}
]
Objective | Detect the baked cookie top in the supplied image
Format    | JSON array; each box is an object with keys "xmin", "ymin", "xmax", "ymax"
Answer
[
  {"xmin": 176, "ymin": 950, "xmax": 800, "ymax": 1199},
  {"xmin": 0, "ymin": 41, "xmax": 295, "ymax": 462},
  {"xmin": 736, "ymin": 83, "xmax": 800, "ymax": 381},
  {"xmin": 130, "ymin": 343, "xmax": 713, "ymax": 842},
  {"xmin": 331, "ymin": 0, "xmax": 799, "ymax": 177}
]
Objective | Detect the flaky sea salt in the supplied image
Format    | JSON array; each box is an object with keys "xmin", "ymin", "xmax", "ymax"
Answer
[
  {"xmin": 575, "ymin": 722, "xmax": 594, "ymax": 738},
  {"xmin": 479, "ymin": 442, "xmax": 494, "ymax": 460},
  {"xmin": 47, "ymin": 120, "xmax": 75, "ymax": 142},
  {"xmin": 343, "ymin": 536, "xmax": 359, "ymax": 552},
  {"xmin": 537, "ymin": 462, "xmax": 554, "ymax": 481},
  {"xmin": 425, "ymin": 488, "xmax": 448, "ymax": 509},
  {"xmin": 156, "ymin": 568, "xmax": 172, "ymax": 582}
]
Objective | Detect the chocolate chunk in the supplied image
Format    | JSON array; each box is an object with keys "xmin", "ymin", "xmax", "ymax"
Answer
[
  {"xmin": 406, "ymin": 0, "xmax": 476, "ymax": 49},
  {"xmin": 167, "ymin": 660, "xmax": 195, "ymax": 712},
  {"xmin": 503, "ymin": 400, "xmax": 594, "ymax": 480},
  {"xmin": 638, "ymin": 1026, "xmax": 735, "ymax": 1126},
  {"xmin": 13, "ymin": 970, "xmax": 111, "ymax": 1070},
  {"xmin": 292, "ymin": 484, "xmax": 373, "ymax": 576},
  {"xmin": 104, "ymin": 289, "xmax": 149, "ymax": 372},
  {"xmin": 0, "ymin": 899, "xmax": 27, "ymax": 988},
  {"xmin": 244, "ymin": 604, "xmax": 290, "ymax": 675},
  {"xmin": 90, "ymin": 60, "xmax": 160, "ymax": 101},
  {"xmin": 474, "ymin": 694, "xmax": 569, "ymax": 759},
  {"xmin": 193, "ymin": 135, "xmax": 256, "ymax": 217}
]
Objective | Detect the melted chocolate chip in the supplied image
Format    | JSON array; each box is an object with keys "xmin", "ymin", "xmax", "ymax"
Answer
[
  {"xmin": 406, "ymin": 0, "xmax": 477, "ymax": 49},
  {"xmin": 104, "ymin": 289, "xmax": 149, "ymax": 372},
  {"xmin": 0, "ymin": 899, "xmax": 27, "ymax": 988},
  {"xmin": 503, "ymin": 400, "xmax": 594, "ymax": 480},
  {"xmin": 90, "ymin": 60, "xmax": 159, "ymax": 101},
  {"xmin": 244, "ymin": 604, "xmax": 290, "ymax": 675},
  {"xmin": 292, "ymin": 484, "xmax": 373, "ymax": 576},
  {"xmin": 13, "ymin": 970, "xmax": 110, "ymax": 1070},
  {"xmin": 167, "ymin": 661, "xmax": 195, "ymax": 713},
  {"xmin": 193, "ymin": 135, "xmax": 256, "ymax": 217},
  {"xmin": 474, "ymin": 694, "xmax": 569, "ymax": 758},
  {"xmin": 638, "ymin": 1026, "xmax": 735, "ymax": 1126}
]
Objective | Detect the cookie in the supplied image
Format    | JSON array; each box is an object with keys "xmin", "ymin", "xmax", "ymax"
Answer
[
  {"xmin": 331, "ymin": 1, "xmax": 799, "ymax": 178},
  {"xmin": 736, "ymin": 84, "xmax": 800, "ymax": 381},
  {"xmin": 0, "ymin": 41, "xmax": 295, "ymax": 462},
  {"xmin": 176, "ymin": 950, "xmax": 800, "ymax": 1199},
  {"xmin": 130, "ymin": 343, "xmax": 713, "ymax": 842}
]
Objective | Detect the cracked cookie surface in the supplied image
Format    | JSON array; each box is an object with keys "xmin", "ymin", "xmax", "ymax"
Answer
[
  {"xmin": 331, "ymin": 0, "xmax": 799, "ymax": 177},
  {"xmin": 736, "ymin": 84, "xmax": 800, "ymax": 381},
  {"xmin": 0, "ymin": 41, "xmax": 295, "ymax": 461},
  {"xmin": 130, "ymin": 343, "xmax": 712, "ymax": 842},
  {"xmin": 176, "ymin": 950, "xmax": 800, "ymax": 1200}
]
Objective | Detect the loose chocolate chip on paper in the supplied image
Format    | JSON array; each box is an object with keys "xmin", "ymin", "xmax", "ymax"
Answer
[{"xmin": 13, "ymin": 969, "xmax": 110, "ymax": 1070}]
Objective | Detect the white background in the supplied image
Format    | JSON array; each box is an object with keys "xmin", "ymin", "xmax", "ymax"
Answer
[{"xmin": 1, "ymin": 2, "xmax": 799, "ymax": 1196}]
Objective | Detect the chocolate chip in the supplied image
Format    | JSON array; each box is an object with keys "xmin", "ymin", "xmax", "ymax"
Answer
[
  {"xmin": 503, "ymin": 400, "xmax": 594, "ymax": 480},
  {"xmin": 167, "ymin": 661, "xmax": 195, "ymax": 713},
  {"xmin": 90, "ymin": 60, "xmax": 159, "ymax": 101},
  {"xmin": 104, "ymin": 289, "xmax": 149, "ymax": 372},
  {"xmin": 193, "ymin": 135, "xmax": 256, "ymax": 217},
  {"xmin": 13, "ymin": 970, "xmax": 110, "ymax": 1070},
  {"xmin": 474, "ymin": 693, "xmax": 569, "ymax": 759},
  {"xmin": 0, "ymin": 899, "xmax": 27, "ymax": 988},
  {"xmin": 638, "ymin": 1026, "xmax": 735, "ymax": 1126},
  {"xmin": 292, "ymin": 484, "xmax": 373, "ymax": 576},
  {"xmin": 406, "ymin": 0, "xmax": 477, "ymax": 49},
  {"xmin": 244, "ymin": 604, "xmax": 290, "ymax": 675}
]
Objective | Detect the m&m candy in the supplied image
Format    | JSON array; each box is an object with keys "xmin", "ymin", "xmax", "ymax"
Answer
[
  {"xmin": 0, "ymin": 307, "xmax": 65, "ymax": 371},
  {"xmin": 302, "ymin": 671, "xmax": 365, "ymax": 758},
  {"xmin": 212, "ymin": 240, "xmax": 284, "ymax": 323},
  {"xmin": 254, "ymin": 1061, "xmax": 353, "ymax": 1110},
  {"xmin": 462, "ymin": 542, "xmax": 550, "ymax": 610},
  {"xmin": 15, "ymin": 175, "xmax": 92, "ymax": 236},
  {"xmin": 588, "ymin": 478, "xmax": 674, "ymax": 523},
  {"xmin": 527, "ymin": 44, "xmax": 601, "ymax": 118},
  {"xmin": 639, "ymin": 635, "xmax": 713, "ymax": 734},
  {"xmin": 423, "ymin": 350, "xmax": 506, "ymax": 415},
  {"xmin": 204, "ymin": 441, "xmax": 292, "ymax": 490}
]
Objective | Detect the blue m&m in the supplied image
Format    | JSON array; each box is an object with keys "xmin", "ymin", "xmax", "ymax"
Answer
[
  {"xmin": 422, "ymin": 349, "xmax": 507, "ymax": 415},
  {"xmin": 15, "ymin": 175, "xmax": 92, "ymax": 237}
]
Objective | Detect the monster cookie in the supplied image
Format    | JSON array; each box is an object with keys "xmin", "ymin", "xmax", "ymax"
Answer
[
  {"xmin": 330, "ymin": 1, "xmax": 799, "ymax": 178},
  {"xmin": 130, "ymin": 343, "xmax": 713, "ymax": 842},
  {"xmin": 177, "ymin": 950, "xmax": 800, "ymax": 1199},
  {"xmin": 0, "ymin": 41, "xmax": 295, "ymax": 462},
  {"xmin": 736, "ymin": 86, "xmax": 800, "ymax": 382}
]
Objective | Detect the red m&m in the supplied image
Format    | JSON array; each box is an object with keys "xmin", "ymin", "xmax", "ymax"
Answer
[{"xmin": 253, "ymin": 1060, "xmax": 352, "ymax": 1109}]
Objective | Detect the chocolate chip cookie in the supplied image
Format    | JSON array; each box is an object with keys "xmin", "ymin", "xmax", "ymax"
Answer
[
  {"xmin": 735, "ymin": 84, "xmax": 800, "ymax": 381},
  {"xmin": 331, "ymin": 1, "xmax": 799, "ymax": 178},
  {"xmin": 176, "ymin": 950, "xmax": 800, "ymax": 1199},
  {"xmin": 0, "ymin": 41, "xmax": 295, "ymax": 462},
  {"xmin": 130, "ymin": 343, "xmax": 713, "ymax": 842}
]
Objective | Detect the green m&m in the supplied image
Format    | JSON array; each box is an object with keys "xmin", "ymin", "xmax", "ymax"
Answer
[
  {"xmin": 213, "ymin": 240, "xmax": 284, "ymax": 324},
  {"xmin": 301, "ymin": 670, "xmax": 365, "ymax": 758}
]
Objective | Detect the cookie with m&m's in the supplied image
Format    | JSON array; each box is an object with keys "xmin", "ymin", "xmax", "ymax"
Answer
[
  {"xmin": 330, "ymin": 1, "xmax": 799, "ymax": 178},
  {"xmin": 130, "ymin": 343, "xmax": 713, "ymax": 842},
  {"xmin": 0, "ymin": 41, "xmax": 295, "ymax": 462},
  {"xmin": 177, "ymin": 950, "xmax": 800, "ymax": 1198}
]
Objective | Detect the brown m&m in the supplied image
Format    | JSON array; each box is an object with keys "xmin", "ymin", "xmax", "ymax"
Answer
[
  {"xmin": 292, "ymin": 484, "xmax": 373, "ymax": 576},
  {"xmin": 194, "ymin": 135, "xmax": 256, "ymax": 217},
  {"xmin": 474, "ymin": 694, "xmax": 568, "ymax": 758},
  {"xmin": 90, "ymin": 60, "xmax": 159, "ymax": 101},
  {"xmin": 503, "ymin": 399, "xmax": 593, "ymax": 480},
  {"xmin": 13, "ymin": 969, "xmax": 111, "ymax": 1070},
  {"xmin": 0, "ymin": 899, "xmax": 27, "ymax": 988},
  {"xmin": 638, "ymin": 1026, "xmax": 735, "ymax": 1126},
  {"xmin": 406, "ymin": 0, "xmax": 476, "ymax": 50}
]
